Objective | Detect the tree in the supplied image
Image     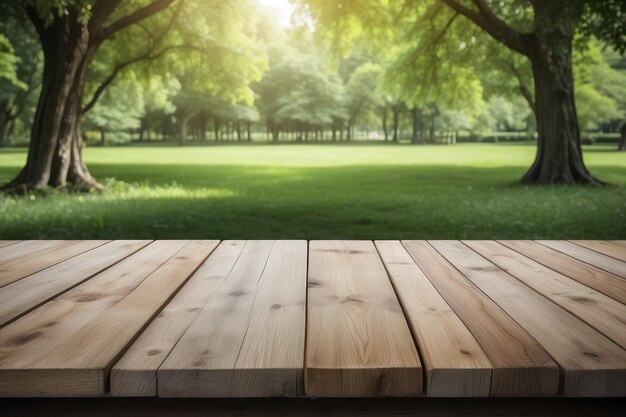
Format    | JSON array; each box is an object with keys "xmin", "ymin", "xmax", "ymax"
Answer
[
  {"xmin": 299, "ymin": 0, "xmax": 626, "ymax": 184},
  {"xmin": 425, "ymin": 0, "xmax": 625, "ymax": 184},
  {"xmin": 2, "ymin": 0, "xmax": 181, "ymax": 192},
  {"xmin": 576, "ymin": 43, "xmax": 626, "ymax": 150},
  {"xmin": 83, "ymin": 75, "xmax": 145, "ymax": 146},
  {"xmin": 166, "ymin": 0, "xmax": 265, "ymax": 146},
  {"xmin": 344, "ymin": 63, "xmax": 381, "ymax": 140}
]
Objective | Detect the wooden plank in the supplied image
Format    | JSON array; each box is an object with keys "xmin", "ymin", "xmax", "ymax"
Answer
[
  {"xmin": 0, "ymin": 240, "xmax": 218, "ymax": 397},
  {"xmin": 431, "ymin": 240, "xmax": 626, "ymax": 397},
  {"xmin": 0, "ymin": 241, "xmax": 20, "ymax": 249},
  {"xmin": 499, "ymin": 240, "xmax": 626, "ymax": 304},
  {"xmin": 538, "ymin": 240, "xmax": 626, "ymax": 279},
  {"xmin": 466, "ymin": 241, "xmax": 626, "ymax": 349},
  {"xmin": 375, "ymin": 241, "xmax": 492, "ymax": 397},
  {"xmin": 305, "ymin": 240, "xmax": 422, "ymax": 397},
  {"xmin": 570, "ymin": 240, "xmax": 626, "ymax": 262},
  {"xmin": 0, "ymin": 241, "xmax": 68, "ymax": 263},
  {"xmin": 158, "ymin": 240, "xmax": 308, "ymax": 398},
  {"xmin": 402, "ymin": 240, "xmax": 560, "ymax": 397},
  {"xmin": 0, "ymin": 240, "xmax": 108, "ymax": 288},
  {"xmin": 0, "ymin": 241, "xmax": 191, "ymax": 373},
  {"xmin": 0, "ymin": 240, "xmax": 151, "ymax": 328},
  {"xmin": 111, "ymin": 240, "xmax": 247, "ymax": 396}
]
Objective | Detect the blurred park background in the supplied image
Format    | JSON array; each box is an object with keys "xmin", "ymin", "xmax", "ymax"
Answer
[{"xmin": 0, "ymin": 0, "xmax": 624, "ymax": 239}]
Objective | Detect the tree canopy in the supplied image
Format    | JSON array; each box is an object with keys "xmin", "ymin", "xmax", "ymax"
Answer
[{"xmin": 1, "ymin": 0, "xmax": 625, "ymax": 190}]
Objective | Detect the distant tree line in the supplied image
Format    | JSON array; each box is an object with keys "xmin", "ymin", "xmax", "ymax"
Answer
[{"xmin": 1, "ymin": 0, "xmax": 625, "ymax": 191}]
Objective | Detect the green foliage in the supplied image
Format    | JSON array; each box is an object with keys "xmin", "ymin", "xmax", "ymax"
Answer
[
  {"xmin": 22, "ymin": 0, "xmax": 93, "ymax": 24},
  {"xmin": 3, "ymin": 0, "xmax": 625, "ymax": 147},
  {"xmin": 0, "ymin": 35, "xmax": 25, "ymax": 90},
  {"xmin": 84, "ymin": 75, "xmax": 145, "ymax": 135},
  {"xmin": 574, "ymin": 41, "xmax": 626, "ymax": 129},
  {"xmin": 344, "ymin": 62, "xmax": 381, "ymax": 121}
]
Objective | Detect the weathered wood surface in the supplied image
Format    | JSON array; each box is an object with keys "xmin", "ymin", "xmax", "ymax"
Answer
[
  {"xmin": 0, "ymin": 240, "xmax": 107, "ymax": 288},
  {"xmin": 306, "ymin": 241, "xmax": 423, "ymax": 397},
  {"xmin": 431, "ymin": 240, "xmax": 626, "ymax": 397},
  {"xmin": 111, "ymin": 240, "xmax": 248, "ymax": 396},
  {"xmin": 466, "ymin": 240, "xmax": 626, "ymax": 349},
  {"xmin": 376, "ymin": 241, "xmax": 492, "ymax": 397},
  {"xmin": 402, "ymin": 240, "xmax": 560, "ymax": 397},
  {"xmin": 0, "ymin": 240, "xmax": 624, "ymax": 398},
  {"xmin": 570, "ymin": 240, "xmax": 626, "ymax": 261},
  {"xmin": 0, "ymin": 241, "xmax": 21, "ymax": 249},
  {"xmin": 499, "ymin": 240, "xmax": 626, "ymax": 304},
  {"xmin": 0, "ymin": 241, "xmax": 218, "ymax": 396},
  {"xmin": 0, "ymin": 240, "xmax": 151, "ymax": 327},
  {"xmin": 157, "ymin": 240, "xmax": 308, "ymax": 398},
  {"xmin": 538, "ymin": 240, "xmax": 626, "ymax": 279}
]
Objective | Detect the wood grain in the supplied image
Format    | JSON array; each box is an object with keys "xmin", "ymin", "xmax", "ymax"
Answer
[
  {"xmin": 376, "ymin": 241, "xmax": 492, "ymax": 397},
  {"xmin": 0, "ymin": 240, "xmax": 107, "ymax": 288},
  {"xmin": 466, "ymin": 240, "xmax": 626, "ymax": 349},
  {"xmin": 305, "ymin": 241, "xmax": 422, "ymax": 397},
  {"xmin": 0, "ymin": 241, "xmax": 68, "ymax": 263},
  {"xmin": 0, "ymin": 241, "xmax": 218, "ymax": 397},
  {"xmin": 111, "ymin": 240, "xmax": 247, "ymax": 396},
  {"xmin": 538, "ymin": 240, "xmax": 626, "ymax": 278},
  {"xmin": 0, "ymin": 241, "xmax": 20, "ymax": 249},
  {"xmin": 570, "ymin": 240, "xmax": 625, "ymax": 262},
  {"xmin": 0, "ymin": 240, "xmax": 151, "ymax": 328},
  {"xmin": 402, "ymin": 240, "xmax": 559, "ymax": 397},
  {"xmin": 431, "ymin": 240, "xmax": 626, "ymax": 397},
  {"xmin": 0, "ymin": 241, "xmax": 190, "ymax": 372},
  {"xmin": 499, "ymin": 240, "xmax": 626, "ymax": 304},
  {"xmin": 158, "ymin": 241, "xmax": 308, "ymax": 398}
]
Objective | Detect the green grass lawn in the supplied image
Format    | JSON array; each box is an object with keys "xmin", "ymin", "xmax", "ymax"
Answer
[{"xmin": 0, "ymin": 142, "xmax": 624, "ymax": 239}]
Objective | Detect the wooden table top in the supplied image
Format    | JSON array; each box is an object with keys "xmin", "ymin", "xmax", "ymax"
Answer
[{"xmin": 0, "ymin": 240, "xmax": 624, "ymax": 398}]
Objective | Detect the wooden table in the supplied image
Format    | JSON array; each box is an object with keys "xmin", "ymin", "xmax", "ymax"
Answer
[{"xmin": 0, "ymin": 240, "xmax": 624, "ymax": 398}]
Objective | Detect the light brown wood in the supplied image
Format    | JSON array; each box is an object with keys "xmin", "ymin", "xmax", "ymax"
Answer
[
  {"xmin": 538, "ymin": 240, "xmax": 626, "ymax": 279},
  {"xmin": 305, "ymin": 241, "xmax": 422, "ymax": 397},
  {"xmin": 0, "ymin": 240, "xmax": 218, "ymax": 397},
  {"xmin": 0, "ymin": 241, "xmax": 67, "ymax": 263},
  {"xmin": 158, "ymin": 240, "xmax": 308, "ymax": 398},
  {"xmin": 0, "ymin": 241, "xmax": 20, "ymax": 249},
  {"xmin": 431, "ymin": 240, "xmax": 626, "ymax": 397},
  {"xmin": 466, "ymin": 240, "xmax": 626, "ymax": 349},
  {"xmin": 570, "ymin": 240, "xmax": 626, "ymax": 262},
  {"xmin": 499, "ymin": 240, "xmax": 626, "ymax": 304},
  {"xmin": 402, "ymin": 240, "xmax": 560, "ymax": 397},
  {"xmin": 376, "ymin": 241, "xmax": 492, "ymax": 397},
  {"xmin": 0, "ymin": 240, "xmax": 107, "ymax": 288},
  {"xmin": 111, "ymin": 240, "xmax": 247, "ymax": 396},
  {"xmin": 1, "ymin": 239, "xmax": 624, "ymax": 399},
  {"xmin": 0, "ymin": 240, "xmax": 151, "ymax": 328},
  {"xmin": 0, "ymin": 240, "xmax": 190, "ymax": 372}
]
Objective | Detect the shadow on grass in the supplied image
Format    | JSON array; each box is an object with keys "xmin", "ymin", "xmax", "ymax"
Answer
[{"xmin": 1, "ymin": 163, "xmax": 624, "ymax": 240}]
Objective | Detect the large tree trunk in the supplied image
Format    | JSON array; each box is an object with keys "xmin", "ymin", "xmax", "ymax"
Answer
[
  {"xmin": 2, "ymin": 10, "xmax": 100, "ymax": 193},
  {"xmin": 618, "ymin": 123, "xmax": 626, "ymax": 152},
  {"xmin": 522, "ymin": 34, "xmax": 600, "ymax": 185}
]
